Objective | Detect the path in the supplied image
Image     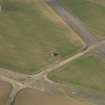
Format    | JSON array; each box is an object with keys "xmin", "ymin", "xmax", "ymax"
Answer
[
  {"xmin": 31, "ymin": 40, "xmax": 105, "ymax": 80},
  {"xmin": 0, "ymin": 40, "xmax": 104, "ymax": 105}
]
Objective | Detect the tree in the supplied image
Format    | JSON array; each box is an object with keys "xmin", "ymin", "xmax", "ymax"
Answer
[{"xmin": 0, "ymin": 5, "xmax": 2, "ymax": 12}]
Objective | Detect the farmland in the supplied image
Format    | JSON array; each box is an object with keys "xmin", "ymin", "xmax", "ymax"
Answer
[
  {"xmin": 0, "ymin": 0, "xmax": 105, "ymax": 105},
  {"xmin": 13, "ymin": 88, "xmax": 94, "ymax": 105},
  {"xmin": 59, "ymin": 0, "xmax": 105, "ymax": 39},
  {"xmin": 0, "ymin": 80, "xmax": 12, "ymax": 105},
  {"xmin": 0, "ymin": 0, "xmax": 83, "ymax": 74}
]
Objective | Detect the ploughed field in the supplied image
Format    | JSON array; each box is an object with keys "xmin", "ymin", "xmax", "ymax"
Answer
[
  {"xmin": 13, "ymin": 88, "xmax": 94, "ymax": 105},
  {"xmin": 59, "ymin": 0, "xmax": 105, "ymax": 39},
  {"xmin": 0, "ymin": 0, "xmax": 83, "ymax": 74},
  {"xmin": 0, "ymin": 80, "xmax": 94, "ymax": 105},
  {"xmin": 48, "ymin": 55, "xmax": 105, "ymax": 92},
  {"xmin": 0, "ymin": 80, "xmax": 13, "ymax": 105}
]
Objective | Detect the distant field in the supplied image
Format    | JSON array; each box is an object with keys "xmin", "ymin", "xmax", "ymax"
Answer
[
  {"xmin": 59, "ymin": 0, "xmax": 105, "ymax": 39},
  {"xmin": 0, "ymin": 80, "xmax": 12, "ymax": 105},
  {"xmin": 88, "ymin": 0, "xmax": 105, "ymax": 5},
  {"xmin": 48, "ymin": 55, "xmax": 105, "ymax": 91},
  {"xmin": 13, "ymin": 88, "xmax": 94, "ymax": 105},
  {"xmin": 0, "ymin": 0, "xmax": 83, "ymax": 74}
]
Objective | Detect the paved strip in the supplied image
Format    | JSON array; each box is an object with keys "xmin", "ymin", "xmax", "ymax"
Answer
[{"xmin": 46, "ymin": 0, "xmax": 98, "ymax": 46}]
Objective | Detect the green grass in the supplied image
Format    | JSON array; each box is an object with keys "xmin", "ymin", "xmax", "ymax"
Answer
[
  {"xmin": 48, "ymin": 55, "xmax": 105, "ymax": 91},
  {"xmin": 0, "ymin": 0, "xmax": 82, "ymax": 74},
  {"xmin": 59, "ymin": 0, "xmax": 105, "ymax": 39}
]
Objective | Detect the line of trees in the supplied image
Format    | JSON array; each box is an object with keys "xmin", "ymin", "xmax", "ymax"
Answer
[{"xmin": 0, "ymin": 0, "xmax": 8, "ymax": 12}]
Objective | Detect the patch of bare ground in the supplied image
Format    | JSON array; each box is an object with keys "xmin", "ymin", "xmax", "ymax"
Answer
[
  {"xmin": 88, "ymin": 0, "xmax": 105, "ymax": 6},
  {"xmin": 13, "ymin": 88, "xmax": 94, "ymax": 105},
  {"xmin": 0, "ymin": 80, "xmax": 13, "ymax": 105}
]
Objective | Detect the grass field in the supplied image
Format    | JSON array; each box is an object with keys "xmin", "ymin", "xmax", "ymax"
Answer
[
  {"xmin": 0, "ymin": 0, "xmax": 83, "ymax": 74},
  {"xmin": 59, "ymin": 0, "xmax": 105, "ymax": 39},
  {"xmin": 48, "ymin": 55, "xmax": 105, "ymax": 91}
]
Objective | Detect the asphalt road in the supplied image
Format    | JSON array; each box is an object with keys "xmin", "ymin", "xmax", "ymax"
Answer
[{"xmin": 47, "ymin": 0, "xmax": 98, "ymax": 46}]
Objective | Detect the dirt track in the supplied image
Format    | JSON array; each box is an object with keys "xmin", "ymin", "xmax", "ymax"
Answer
[{"xmin": 0, "ymin": 39, "xmax": 103, "ymax": 105}]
